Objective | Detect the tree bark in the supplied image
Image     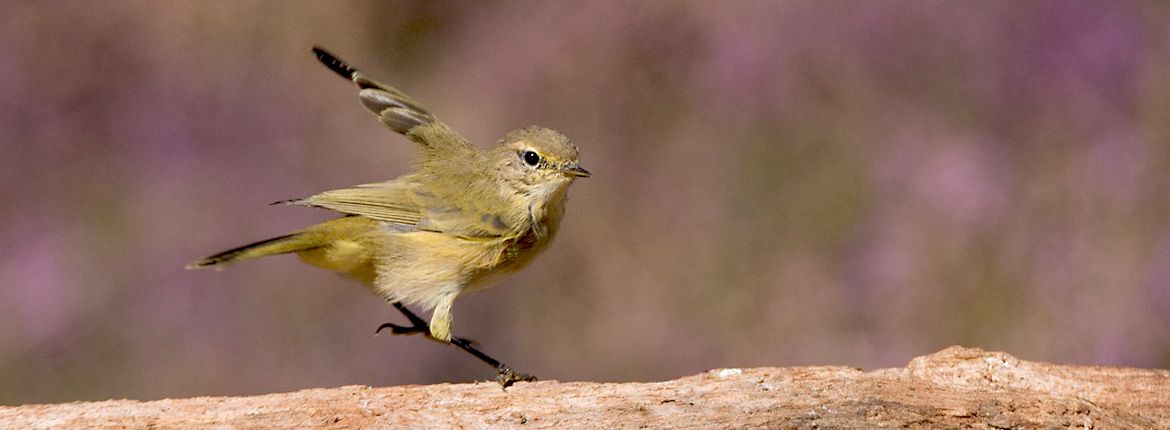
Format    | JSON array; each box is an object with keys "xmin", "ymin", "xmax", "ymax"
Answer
[{"xmin": 3, "ymin": 346, "xmax": 1168, "ymax": 429}]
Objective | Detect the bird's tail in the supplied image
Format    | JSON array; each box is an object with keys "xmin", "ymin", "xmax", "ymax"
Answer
[{"xmin": 185, "ymin": 233, "xmax": 319, "ymax": 269}]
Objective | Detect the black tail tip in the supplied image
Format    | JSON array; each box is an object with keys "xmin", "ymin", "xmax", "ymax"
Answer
[
  {"xmin": 312, "ymin": 46, "xmax": 357, "ymax": 80},
  {"xmin": 270, "ymin": 198, "xmax": 302, "ymax": 206}
]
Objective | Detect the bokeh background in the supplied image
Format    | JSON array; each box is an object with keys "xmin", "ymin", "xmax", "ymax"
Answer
[{"xmin": 3, "ymin": 1, "xmax": 1169, "ymax": 405}]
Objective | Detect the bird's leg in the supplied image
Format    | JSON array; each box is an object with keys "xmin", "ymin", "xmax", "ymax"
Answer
[
  {"xmin": 377, "ymin": 301, "xmax": 537, "ymax": 388},
  {"xmin": 375, "ymin": 301, "xmax": 431, "ymax": 336}
]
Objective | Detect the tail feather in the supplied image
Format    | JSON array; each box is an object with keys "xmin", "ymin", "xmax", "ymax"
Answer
[{"xmin": 186, "ymin": 233, "xmax": 318, "ymax": 269}]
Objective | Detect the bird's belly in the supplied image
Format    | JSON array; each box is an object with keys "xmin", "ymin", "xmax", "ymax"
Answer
[
  {"xmin": 296, "ymin": 238, "xmax": 378, "ymax": 284},
  {"xmin": 370, "ymin": 231, "xmax": 516, "ymax": 308}
]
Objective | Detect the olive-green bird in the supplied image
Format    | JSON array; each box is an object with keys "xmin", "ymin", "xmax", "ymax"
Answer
[{"xmin": 187, "ymin": 46, "xmax": 589, "ymax": 386}]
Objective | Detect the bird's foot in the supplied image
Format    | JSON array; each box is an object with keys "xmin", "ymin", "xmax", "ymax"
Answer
[
  {"xmin": 375, "ymin": 322, "xmax": 428, "ymax": 336},
  {"xmin": 496, "ymin": 366, "xmax": 537, "ymax": 389},
  {"xmin": 382, "ymin": 302, "xmax": 536, "ymax": 388}
]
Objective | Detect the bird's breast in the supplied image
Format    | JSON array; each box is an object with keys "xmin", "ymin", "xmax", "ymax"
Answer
[{"xmin": 490, "ymin": 191, "xmax": 566, "ymax": 271}]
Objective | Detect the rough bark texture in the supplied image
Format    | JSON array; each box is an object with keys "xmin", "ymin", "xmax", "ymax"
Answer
[{"xmin": 3, "ymin": 346, "xmax": 1168, "ymax": 429}]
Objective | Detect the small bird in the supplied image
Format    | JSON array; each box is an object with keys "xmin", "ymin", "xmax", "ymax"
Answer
[{"xmin": 187, "ymin": 46, "xmax": 589, "ymax": 387}]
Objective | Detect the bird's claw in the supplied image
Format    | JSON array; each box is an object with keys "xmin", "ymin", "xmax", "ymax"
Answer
[
  {"xmin": 375, "ymin": 322, "xmax": 428, "ymax": 336},
  {"xmin": 376, "ymin": 321, "xmax": 457, "ymax": 345},
  {"xmin": 496, "ymin": 366, "xmax": 537, "ymax": 389}
]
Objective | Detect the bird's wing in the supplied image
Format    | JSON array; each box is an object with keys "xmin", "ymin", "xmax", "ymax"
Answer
[
  {"xmin": 281, "ymin": 181, "xmax": 424, "ymax": 227},
  {"xmin": 281, "ymin": 179, "xmax": 518, "ymax": 239},
  {"xmin": 312, "ymin": 46, "xmax": 473, "ymax": 155},
  {"xmin": 414, "ymin": 182, "xmax": 520, "ymax": 239}
]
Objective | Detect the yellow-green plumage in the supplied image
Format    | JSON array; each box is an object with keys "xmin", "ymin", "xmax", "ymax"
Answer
[{"xmin": 188, "ymin": 47, "xmax": 588, "ymax": 345}]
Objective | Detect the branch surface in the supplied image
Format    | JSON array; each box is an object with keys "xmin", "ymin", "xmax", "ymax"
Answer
[{"xmin": 3, "ymin": 346, "xmax": 1168, "ymax": 429}]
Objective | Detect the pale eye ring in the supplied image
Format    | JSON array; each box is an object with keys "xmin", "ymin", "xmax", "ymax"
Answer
[{"xmin": 522, "ymin": 150, "xmax": 541, "ymax": 166}]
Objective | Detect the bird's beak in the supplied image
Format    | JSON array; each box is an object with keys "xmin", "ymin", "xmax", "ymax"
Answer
[{"xmin": 563, "ymin": 164, "xmax": 592, "ymax": 178}]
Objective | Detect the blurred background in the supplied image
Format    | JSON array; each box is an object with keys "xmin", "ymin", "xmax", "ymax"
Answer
[{"xmin": 2, "ymin": 1, "xmax": 1169, "ymax": 405}]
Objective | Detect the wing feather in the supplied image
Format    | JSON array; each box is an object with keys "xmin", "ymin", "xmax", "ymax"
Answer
[
  {"xmin": 284, "ymin": 179, "xmax": 519, "ymax": 239},
  {"xmin": 312, "ymin": 46, "xmax": 472, "ymax": 153},
  {"xmin": 304, "ymin": 47, "xmax": 522, "ymax": 238},
  {"xmin": 287, "ymin": 181, "xmax": 423, "ymax": 227}
]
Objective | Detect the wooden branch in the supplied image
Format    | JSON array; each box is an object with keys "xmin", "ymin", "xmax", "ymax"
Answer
[{"xmin": 3, "ymin": 346, "xmax": 1168, "ymax": 429}]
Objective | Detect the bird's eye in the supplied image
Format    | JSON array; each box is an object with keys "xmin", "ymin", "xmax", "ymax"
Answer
[{"xmin": 522, "ymin": 150, "xmax": 541, "ymax": 166}]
